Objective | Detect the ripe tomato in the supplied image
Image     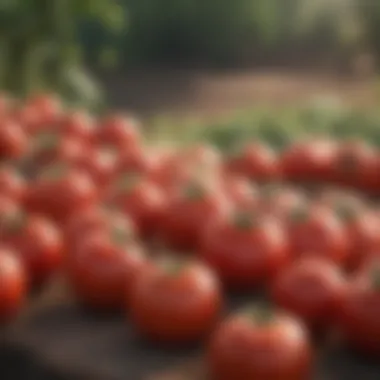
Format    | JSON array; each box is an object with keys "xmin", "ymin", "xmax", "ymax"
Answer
[
  {"xmin": 0, "ymin": 119, "xmax": 28, "ymax": 160},
  {"xmin": 25, "ymin": 93, "xmax": 63, "ymax": 129},
  {"xmin": 337, "ymin": 260, "xmax": 380, "ymax": 357},
  {"xmin": 2, "ymin": 213, "xmax": 63, "ymax": 287},
  {"xmin": 129, "ymin": 258, "xmax": 222, "ymax": 343},
  {"xmin": 200, "ymin": 211, "xmax": 289, "ymax": 289},
  {"xmin": 0, "ymin": 248, "xmax": 27, "ymax": 323},
  {"xmin": 181, "ymin": 144, "xmax": 222, "ymax": 173},
  {"xmin": 24, "ymin": 165, "xmax": 98, "ymax": 225},
  {"xmin": 222, "ymin": 175, "xmax": 259, "ymax": 210},
  {"xmin": 286, "ymin": 205, "xmax": 348, "ymax": 264},
  {"xmin": 0, "ymin": 165, "xmax": 26, "ymax": 202},
  {"xmin": 335, "ymin": 206, "xmax": 380, "ymax": 272},
  {"xmin": 332, "ymin": 141, "xmax": 377, "ymax": 191},
  {"xmin": 207, "ymin": 307, "xmax": 312, "ymax": 380},
  {"xmin": 271, "ymin": 257, "xmax": 346, "ymax": 329},
  {"xmin": 75, "ymin": 146, "xmax": 118, "ymax": 189},
  {"xmin": 96, "ymin": 114, "xmax": 141, "ymax": 151},
  {"xmin": 13, "ymin": 104, "xmax": 41, "ymax": 135},
  {"xmin": 30, "ymin": 132, "xmax": 89, "ymax": 169},
  {"xmin": 67, "ymin": 232, "xmax": 147, "ymax": 310},
  {"xmin": 280, "ymin": 140, "xmax": 336, "ymax": 183},
  {"xmin": 161, "ymin": 182, "xmax": 230, "ymax": 251},
  {"xmin": 224, "ymin": 143, "xmax": 279, "ymax": 182},
  {"xmin": 107, "ymin": 175, "xmax": 167, "ymax": 238},
  {"xmin": 59, "ymin": 110, "xmax": 96, "ymax": 142}
]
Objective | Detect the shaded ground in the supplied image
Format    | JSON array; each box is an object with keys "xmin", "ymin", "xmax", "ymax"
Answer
[{"xmin": 102, "ymin": 68, "xmax": 379, "ymax": 119}]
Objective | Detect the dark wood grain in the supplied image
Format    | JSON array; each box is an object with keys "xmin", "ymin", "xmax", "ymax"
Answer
[{"xmin": 3, "ymin": 278, "xmax": 380, "ymax": 380}]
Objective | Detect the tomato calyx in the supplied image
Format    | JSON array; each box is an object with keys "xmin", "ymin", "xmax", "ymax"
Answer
[
  {"xmin": 38, "ymin": 163, "xmax": 69, "ymax": 181},
  {"xmin": 369, "ymin": 262, "xmax": 380, "ymax": 291},
  {"xmin": 233, "ymin": 211, "xmax": 256, "ymax": 230},
  {"xmin": 110, "ymin": 225, "xmax": 135, "ymax": 247},
  {"xmin": 334, "ymin": 203, "xmax": 357, "ymax": 222},
  {"xmin": 288, "ymin": 206, "xmax": 309, "ymax": 224},
  {"xmin": 245, "ymin": 303, "xmax": 275, "ymax": 326},
  {"xmin": 0, "ymin": 211, "xmax": 25, "ymax": 235},
  {"xmin": 183, "ymin": 183, "xmax": 206, "ymax": 201},
  {"xmin": 35, "ymin": 132, "xmax": 59, "ymax": 151},
  {"xmin": 159, "ymin": 257, "xmax": 187, "ymax": 277},
  {"xmin": 116, "ymin": 173, "xmax": 142, "ymax": 193}
]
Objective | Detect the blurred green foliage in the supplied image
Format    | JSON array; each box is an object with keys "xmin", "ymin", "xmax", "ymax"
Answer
[{"xmin": 0, "ymin": 0, "xmax": 127, "ymax": 107}]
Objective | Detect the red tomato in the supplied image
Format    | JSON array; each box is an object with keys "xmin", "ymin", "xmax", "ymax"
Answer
[
  {"xmin": 30, "ymin": 132, "xmax": 89, "ymax": 168},
  {"xmin": 280, "ymin": 140, "xmax": 336, "ymax": 182},
  {"xmin": 0, "ymin": 195, "xmax": 19, "ymax": 224},
  {"xmin": 129, "ymin": 259, "xmax": 222, "ymax": 343},
  {"xmin": 332, "ymin": 141, "xmax": 377, "ymax": 191},
  {"xmin": 286, "ymin": 206, "xmax": 348, "ymax": 265},
  {"xmin": 271, "ymin": 257, "xmax": 346, "ymax": 329},
  {"xmin": 24, "ymin": 165, "xmax": 98, "ymax": 225},
  {"xmin": 107, "ymin": 176, "xmax": 167, "ymax": 237},
  {"xmin": 0, "ymin": 165, "xmax": 26, "ymax": 202},
  {"xmin": 0, "ymin": 248, "xmax": 27, "ymax": 323},
  {"xmin": 117, "ymin": 145, "xmax": 158, "ymax": 176},
  {"xmin": 207, "ymin": 308, "xmax": 312, "ymax": 380},
  {"xmin": 335, "ymin": 206, "xmax": 380, "ymax": 272},
  {"xmin": 2, "ymin": 213, "xmax": 63, "ymax": 287},
  {"xmin": 26, "ymin": 93, "xmax": 63, "ymax": 128},
  {"xmin": 200, "ymin": 211, "xmax": 289, "ymax": 289},
  {"xmin": 337, "ymin": 260, "xmax": 380, "ymax": 357},
  {"xmin": 224, "ymin": 143, "xmax": 279, "ymax": 182},
  {"xmin": 222, "ymin": 175, "xmax": 259, "ymax": 210},
  {"xmin": 65, "ymin": 206, "xmax": 136, "ymax": 256},
  {"xmin": 161, "ymin": 182, "xmax": 230, "ymax": 251},
  {"xmin": 68, "ymin": 232, "xmax": 147, "ymax": 310},
  {"xmin": 0, "ymin": 119, "xmax": 28, "ymax": 160},
  {"xmin": 181, "ymin": 144, "xmax": 222, "ymax": 173},
  {"xmin": 59, "ymin": 110, "xmax": 95, "ymax": 142},
  {"xmin": 13, "ymin": 104, "xmax": 41, "ymax": 135},
  {"xmin": 96, "ymin": 114, "xmax": 141, "ymax": 151},
  {"xmin": 75, "ymin": 146, "xmax": 118, "ymax": 188}
]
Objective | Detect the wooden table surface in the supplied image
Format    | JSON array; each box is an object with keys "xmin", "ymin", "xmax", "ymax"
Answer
[{"xmin": 2, "ymin": 277, "xmax": 380, "ymax": 380}]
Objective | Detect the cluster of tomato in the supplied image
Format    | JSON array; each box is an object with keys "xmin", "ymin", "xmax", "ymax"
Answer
[{"xmin": 0, "ymin": 92, "xmax": 380, "ymax": 380}]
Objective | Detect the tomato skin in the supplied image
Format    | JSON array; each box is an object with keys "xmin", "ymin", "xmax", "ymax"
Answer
[
  {"xmin": 332, "ymin": 141, "xmax": 377, "ymax": 191},
  {"xmin": 200, "ymin": 213, "xmax": 289, "ymax": 289},
  {"xmin": 26, "ymin": 93, "xmax": 62, "ymax": 129},
  {"xmin": 107, "ymin": 177, "xmax": 167, "ymax": 238},
  {"xmin": 222, "ymin": 175, "xmax": 259, "ymax": 210},
  {"xmin": 0, "ymin": 165, "xmax": 25, "ymax": 202},
  {"xmin": 271, "ymin": 258, "xmax": 346, "ymax": 329},
  {"xmin": 3, "ymin": 215, "xmax": 63, "ymax": 287},
  {"xmin": 129, "ymin": 260, "xmax": 222, "ymax": 343},
  {"xmin": 96, "ymin": 114, "xmax": 140, "ymax": 151},
  {"xmin": 0, "ymin": 248, "xmax": 27, "ymax": 323},
  {"xmin": 207, "ymin": 310, "xmax": 312, "ymax": 380},
  {"xmin": 13, "ymin": 105, "xmax": 41, "ymax": 135},
  {"xmin": 336, "ymin": 261, "xmax": 380, "ymax": 357},
  {"xmin": 68, "ymin": 233, "xmax": 147, "ymax": 310},
  {"xmin": 59, "ymin": 110, "xmax": 95, "ymax": 142},
  {"xmin": 161, "ymin": 183, "xmax": 230, "ymax": 251},
  {"xmin": 24, "ymin": 167, "xmax": 98, "ymax": 225},
  {"xmin": 280, "ymin": 140, "xmax": 336, "ymax": 183},
  {"xmin": 0, "ymin": 119, "xmax": 28, "ymax": 160},
  {"xmin": 287, "ymin": 206, "xmax": 349, "ymax": 265},
  {"xmin": 224, "ymin": 143, "xmax": 279, "ymax": 182}
]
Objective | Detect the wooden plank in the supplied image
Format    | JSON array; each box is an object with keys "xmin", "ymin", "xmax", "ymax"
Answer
[{"xmin": 3, "ymin": 278, "xmax": 380, "ymax": 380}]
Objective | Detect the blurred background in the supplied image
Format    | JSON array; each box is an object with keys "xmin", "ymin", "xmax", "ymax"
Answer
[{"xmin": 2, "ymin": 0, "xmax": 380, "ymax": 121}]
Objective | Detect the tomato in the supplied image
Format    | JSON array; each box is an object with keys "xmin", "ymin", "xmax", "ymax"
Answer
[
  {"xmin": 0, "ymin": 195, "xmax": 19, "ymax": 226},
  {"xmin": 96, "ymin": 114, "xmax": 141, "ymax": 151},
  {"xmin": 337, "ymin": 260, "xmax": 380, "ymax": 357},
  {"xmin": 26, "ymin": 93, "xmax": 63, "ymax": 129},
  {"xmin": 30, "ymin": 132, "xmax": 89, "ymax": 169},
  {"xmin": 224, "ymin": 143, "xmax": 279, "ymax": 182},
  {"xmin": 280, "ymin": 140, "xmax": 336, "ymax": 183},
  {"xmin": 117, "ymin": 145, "xmax": 158, "ymax": 176},
  {"xmin": 0, "ymin": 248, "xmax": 27, "ymax": 323},
  {"xmin": 24, "ymin": 165, "xmax": 98, "ymax": 225},
  {"xmin": 181, "ymin": 144, "xmax": 222, "ymax": 173},
  {"xmin": 59, "ymin": 110, "xmax": 95, "ymax": 142},
  {"xmin": 13, "ymin": 104, "xmax": 40, "ymax": 135},
  {"xmin": 271, "ymin": 257, "xmax": 345, "ymax": 329},
  {"xmin": 107, "ymin": 175, "xmax": 167, "ymax": 238},
  {"xmin": 332, "ymin": 141, "xmax": 377, "ymax": 191},
  {"xmin": 0, "ymin": 165, "xmax": 26, "ymax": 202},
  {"xmin": 2, "ymin": 213, "xmax": 63, "ymax": 287},
  {"xmin": 222, "ymin": 175, "xmax": 259, "ymax": 210},
  {"xmin": 161, "ymin": 182, "xmax": 230, "ymax": 251},
  {"xmin": 75, "ymin": 146, "xmax": 118, "ymax": 189},
  {"xmin": 286, "ymin": 205, "xmax": 349, "ymax": 265},
  {"xmin": 335, "ymin": 206, "xmax": 380, "ymax": 272},
  {"xmin": 207, "ymin": 307, "xmax": 312, "ymax": 380},
  {"xmin": 0, "ymin": 119, "xmax": 28, "ymax": 160},
  {"xmin": 200, "ymin": 211, "xmax": 289, "ymax": 289},
  {"xmin": 67, "ymin": 231, "xmax": 147, "ymax": 310},
  {"xmin": 65, "ymin": 206, "xmax": 136, "ymax": 256},
  {"xmin": 129, "ymin": 258, "xmax": 222, "ymax": 343},
  {"xmin": 259, "ymin": 186, "xmax": 307, "ymax": 220}
]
